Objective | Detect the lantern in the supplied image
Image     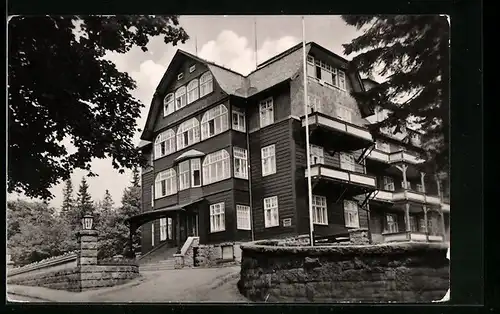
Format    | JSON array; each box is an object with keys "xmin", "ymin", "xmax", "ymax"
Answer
[{"xmin": 81, "ymin": 214, "xmax": 94, "ymax": 230}]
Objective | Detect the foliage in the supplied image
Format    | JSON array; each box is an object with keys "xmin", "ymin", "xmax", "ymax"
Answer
[
  {"xmin": 341, "ymin": 15, "xmax": 450, "ymax": 173},
  {"xmin": 8, "ymin": 15, "xmax": 189, "ymax": 200},
  {"xmin": 76, "ymin": 177, "xmax": 94, "ymax": 218},
  {"xmin": 117, "ymin": 185, "xmax": 142, "ymax": 256},
  {"xmin": 131, "ymin": 167, "xmax": 140, "ymax": 188}
]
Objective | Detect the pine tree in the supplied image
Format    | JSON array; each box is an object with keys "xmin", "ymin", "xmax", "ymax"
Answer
[
  {"xmin": 76, "ymin": 177, "xmax": 94, "ymax": 218},
  {"xmin": 101, "ymin": 190, "xmax": 114, "ymax": 213},
  {"xmin": 131, "ymin": 167, "xmax": 140, "ymax": 188},
  {"xmin": 61, "ymin": 179, "xmax": 74, "ymax": 221},
  {"xmin": 341, "ymin": 15, "xmax": 450, "ymax": 174}
]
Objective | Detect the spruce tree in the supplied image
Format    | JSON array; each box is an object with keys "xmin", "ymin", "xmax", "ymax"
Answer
[
  {"xmin": 131, "ymin": 167, "xmax": 140, "ymax": 188},
  {"xmin": 76, "ymin": 177, "xmax": 94, "ymax": 218},
  {"xmin": 61, "ymin": 179, "xmax": 74, "ymax": 221},
  {"xmin": 101, "ymin": 190, "xmax": 114, "ymax": 213},
  {"xmin": 341, "ymin": 15, "xmax": 450, "ymax": 174}
]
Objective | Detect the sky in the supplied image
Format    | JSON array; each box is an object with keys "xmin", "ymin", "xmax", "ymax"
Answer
[{"xmin": 9, "ymin": 15, "xmax": 369, "ymax": 209}]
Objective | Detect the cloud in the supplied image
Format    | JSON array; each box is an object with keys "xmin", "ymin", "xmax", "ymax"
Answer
[{"xmin": 199, "ymin": 30, "xmax": 300, "ymax": 75}]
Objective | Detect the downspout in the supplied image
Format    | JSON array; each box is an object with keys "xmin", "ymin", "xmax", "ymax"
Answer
[{"xmin": 245, "ymin": 103, "xmax": 255, "ymax": 242}]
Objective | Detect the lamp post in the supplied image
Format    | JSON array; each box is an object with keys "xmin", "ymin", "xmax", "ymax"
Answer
[
  {"xmin": 81, "ymin": 214, "xmax": 94, "ymax": 230},
  {"xmin": 77, "ymin": 213, "xmax": 98, "ymax": 266}
]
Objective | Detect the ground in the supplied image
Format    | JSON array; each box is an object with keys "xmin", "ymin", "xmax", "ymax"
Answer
[{"xmin": 7, "ymin": 266, "xmax": 248, "ymax": 303}]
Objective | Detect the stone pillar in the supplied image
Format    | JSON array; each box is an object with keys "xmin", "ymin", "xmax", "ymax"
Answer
[{"xmin": 77, "ymin": 229, "xmax": 98, "ymax": 266}]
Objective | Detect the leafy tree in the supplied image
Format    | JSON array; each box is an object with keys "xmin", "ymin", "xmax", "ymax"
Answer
[
  {"xmin": 341, "ymin": 15, "xmax": 450, "ymax": 173},
  {"xmin": 131, "ymin": 167, "xmax": 140, "ymax": 188},
  {"xmin": 76, "ymin": 177, "xmax": 94, "ymax": 219},
  {"xmin": 8, "ymin": 16, "xmax": 189, "ymax": 200}
]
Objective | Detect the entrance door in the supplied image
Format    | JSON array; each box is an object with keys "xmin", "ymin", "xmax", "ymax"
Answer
[{"xmin": 187, "ymin": 214, "xmax": 199, "ymax": 237}]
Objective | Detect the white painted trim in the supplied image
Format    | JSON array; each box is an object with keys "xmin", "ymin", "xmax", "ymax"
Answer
[
  {"xmin": 349, "ymin": 173, "xmax": 376, "ymax": 187},
  {"xmin": 321, "ymin": 167, "xmax": 349, "ymax": 181},
  {"xmin": 410, "ymin": 233, "xmax": 427, "ymax": 241}
]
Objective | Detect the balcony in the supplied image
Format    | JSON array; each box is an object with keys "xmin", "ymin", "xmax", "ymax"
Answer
[
  {"xmin": 301, "ymin": 112, "xmax": 374, "ymax": 151},
  {"xmin": 305, "ymin": 164, "xmax": 377, "ymax": 190},
  {"xmin": 371, "ymin": 190, "xmax": 443, "ymax": 205},
  {"xmin": 367, "ymin": 149, "xmax": 424, "ymax": 165},
  {"xmin": 382, "ymin": 231, "xmax": 443, "ymax": 243},
  {"xmin": 441, "ymin": 203, "xmax": 450, "ymax": 212}
]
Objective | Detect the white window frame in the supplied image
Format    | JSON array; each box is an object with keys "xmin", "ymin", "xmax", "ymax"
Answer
[
  {"xmin": 210, "ymin": 203, "xmax": 225, "ymax": 233},
  {"xmin": 151, "ymin": 185, "xmax": 154, "ymax": 208},
  {"xmin": 160, "ymin": 218, "xmax": 167, "ymax": 241},
  {"xmin": 200, "ymin": 71, "xmax": 213, "ymax": 97},
  {"xmin": 336, "ymin": 105, "xmax": 352, "ymax": 123},
  {"xmin": 385, "ymin": 213, "xmax": 398, "ymax": 233},
  {"xmin": 202, "ymin": 149, "xmax": 230, "ymax": 185},
  {"xmin": 191, "ymin": 158, "xmax": 201, "ymax": 187},
  {"xmin": 344, "ymin": 200, "xmax": 360, "ymax": 228},
  {"xmin": 167, "ymin": 217, "xmax": 173, "ymax": 239},
  {"xmin": 402, "ymin": 181, "xmax": 412, "ymax": 190},
  {"xmin": 232, "ymin": 108, "xmax": 246, "ymax": 132},
  {"xmin": 383, "ymin": 176, "xmax": 395, "ymax": 191},
  {"xmin": 187, "ymin": 79, "xmax": 199, "ymax": 104},
  {"xmin": 264, "ymin": 196, "xmax": 279, "ymax": 228},
  {"xmin": 151, "ymin": 222, "xmax": 155, "ymax": 247},
  {"xmin": 189, "ymin": 65, "xmax": 196, "ymax": 73},
  {"xmin": 176, "ymin": 118, "xmax": 200, "ymax": 150},
  {"xmin": 175, "ymin": 86, "xmax": 187, "ymax": 110},
  {"xmin": 201, "ymin": 104, "xmax": 229, "ymax": 140},
  {"xmin": 233, "ymin": 147, "xmax": 248, "ymax": 179},
  {"xmin": 178, "ymin": 160, "xmax": 190, "ymax": 191},
  {"xmin": 261, "ymin": 145, "xmax": 276, "ymax": 176},
  {"xmin": 154, "ymin": 129, "xmax": 176, "ymax": 159},
  {"xmin": 310, "ymin": 144, "xmax": 324, "ymax": 165},
  {"xmin": 307, "ymin": 55, "xmax": 347, "ymax": 91},
  {"xmin": 236, "ymin": 205, "xmax": 251, "ymax": 230},
  {"xmin": 163, "ymin": 93, "xmax": 175, "ymax": 116},
  {"xmin": 177, "ymin": 73, "xmax": 184, "ymax": 80},
  {"xmin": 312, "ymin": 195, "xmax": 328, "ymax": 225},
  {"xmin": 259, "ymin": 97, "xmax": 274, "ymax": 128},
  {"xmin": 155, "ymin": 169, "xmax": 177, "ymax": 198},
  {"xmin": 340, "ymin": 153, "xmax": 356, "ymax": 172}
]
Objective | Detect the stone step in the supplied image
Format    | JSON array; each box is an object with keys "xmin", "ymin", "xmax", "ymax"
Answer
[
  {"xmin": 139, "ymin": 265, "xmax": 176, "ymax": 271},
  {"xmin": 140, "ymin": 259, "xmax": 176, "ymax": 266}
]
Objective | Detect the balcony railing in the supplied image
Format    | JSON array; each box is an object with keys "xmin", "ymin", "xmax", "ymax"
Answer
[
  {"xmin": 382, "ymin": 231, "xmax": 442, "ymax": 243},
  {"xmin": 301, "ymin": 113, "xmax": 373, "ymax": 142},
  {"xmin": 305, "ymin": 165, "xmax": 377, "ymax": 188},
  {"xmin": 367, "ymin": 149, "xmax": 424, "ymax": 165},
  {"xmin": 372, "ymin": 189, "xmax": 443, "ymax": 205}
]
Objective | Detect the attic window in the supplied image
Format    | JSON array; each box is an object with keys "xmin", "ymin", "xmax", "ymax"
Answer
[
  {"xmin": 189, "ymin": 65, "xmax": 196, "ymax": 73},
  {"xmin": 177, "ymin": 73, "xmax": 184, "ymax": 80}
]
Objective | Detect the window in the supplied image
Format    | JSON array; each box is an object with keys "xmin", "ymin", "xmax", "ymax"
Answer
[
  {"xmin": 175, "ymin": 86, "xmax": 187, "ymax": 110},
  {"xmin": 336, "ymin": 106, "xmax": 352, "ymax": 123},
  {"xmin": 176, "ymin": 118, "xmax": 200, "ymax": 150},
  {"xmin": 151, "ymin": 222, "xmax": 155, "ymax": 247},
  {"xmin": 312, "ymin": 195, "xmax": 328, "ymax": 225},
  {"xmin": 306, "ymin": 55, "xmax": 315, "ymax": 78},
  {"xmin": 189, "ymin": 65, "xmax": 196, "ymax": 73},
  {"xmin": 416, "ymin": 183, "xmax": 424, "ymax": 193},
  {"xmin": 383, "ymin": 176, "xmax": 395, "ymax": 191},
  {"xmin": 151, "ymin": 185, "xmax": 154, "ymax": 208},
  {"xmin": 187, "ymin": 79, "xmax": 199, "ymax": 104},
  {"xmin": 261, "ymin": 145, "xmax": 276, "ymax": 176},
  {"xmin": 155, "ymin": 169, "xmax": 177, "ymax": 198},
  {"xmin": 191, "ymin": 158, "xmax": 201, "ymax": 187},
  {"xmin": 200, "ymin": 72, "xmax": 213, "ymax": 97},
  {"xmin": 232, "ymin": 108, "xmax": 246, "ymax": 132},
  {"xmin": 163, "ymin": 93, "xmax": 175, "ymax": 116},
  {"xmin": 177, "ymin": 73, "xmax": 184, "ymax": 80},
  {"xmin": 178, "ymin": 160, "xmax": 190, "ymax": 190},
  {"xmin": 308, "ymin": 56, "xmax": 348, "ymax": 90},
  {"xmin": 401, "ymin": 181, "xmax": 412, "ymax": 190},
  {"xmin": 201, "ymin": 104, "xmax": 229, "ymax": 140},
  {"xmin": 375, "ymin": 141, "xmax": 390, "ymax": 152},
  {"xmin": 307, "ymin": 95, "xmax": 321, "ymax": 113},
  {"xmin": 337, "ymin": 70, "xmax": 346, "ymax": 90},
  {"xmin": 202, "ymin": 149, "xmax": 230, "ymax": 185},
  {"xmin": 236, "ymin": 205, "xmax": 251, "ymax": 230},
  {"xmin": 409, "ymin": 215, "xmax": 422, "ymax": 232},
  {"xmin": 154, "ymin": 129, "xmax": 175, "ymax": 159},
  {"xmin": 340, "ymin": 153, "xmax": 355, "ymax": 172},
  {"xmin": 385, "ymin": 213, "xmax": 398, "ymax": 233},
  {"xmin": 167, "ymin": 218, "xmax": 173, "ymax": 239},
  {"xmin": 233, "ymin": 147, "xmax": 248, "ymax": 179},
  {"xmin": 264, "ymin": 196, "xmax": 279, "ymax": 228},
  {"xmin": 259, "ymin": 98, "xmax": 274, "ymax": 127},
  {"xmin": 160, "ymin": 218, "xmax": 167, "ymax": 241},
  {"xmin": 344, "ymin": 200, "xmax": 359, "ymax": 228},
  {"xmin": 310, "ymin": 144, "xmax": 324, "ymax": 165},
  {"xmin": 210, "ymin": 203, "xmax": 225, "ymax": 232}
]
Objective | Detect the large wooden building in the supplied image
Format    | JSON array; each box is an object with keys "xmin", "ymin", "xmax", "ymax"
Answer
[{"xmin": 129, "ymin": 42, "xmax": 450, "ymax": 255}]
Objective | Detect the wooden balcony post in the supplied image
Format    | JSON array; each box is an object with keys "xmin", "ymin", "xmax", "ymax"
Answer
[
  {"xmin": 405, "ymin": 203, "xmax": 411, "ymax": 232},
  {"xmin": 420, "ymin": 172, "xmax": 426, "ymax": 193},
  {"xmin": 435, "ymin": 174, "xmax": 443, "ymax": 201},
  {"xmin": 401, "ymin": 164, "xmax": 408, "ymax": 189},
  {"xmin": 423, "ymin": 206, "xmax": 429, "ymax": 242},
  {"xmin": 440, "ymin": 211, "xmax": 446, "ymax": 242}
]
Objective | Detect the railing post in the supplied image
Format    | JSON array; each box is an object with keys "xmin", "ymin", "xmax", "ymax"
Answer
[{"xmin": 405, "ymin": 203, "xmax": 411, "ymax": 233}]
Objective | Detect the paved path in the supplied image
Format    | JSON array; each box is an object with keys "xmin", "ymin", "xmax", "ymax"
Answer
[{"xmin": 7, "ymin": 266, "xmax": 249, "ymax": 303}]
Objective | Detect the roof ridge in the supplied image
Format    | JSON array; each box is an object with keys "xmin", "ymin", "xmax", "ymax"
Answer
[{"xmin": 178, "ymin": 49, "xmax": 246, "ymax": 78}]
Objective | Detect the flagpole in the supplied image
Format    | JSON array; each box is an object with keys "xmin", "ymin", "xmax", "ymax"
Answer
[
  {"xmin": 254, "ymin": 17, "xmax": 258, "ymax": 69},
  {"xmin": 302, "ymin": 16, "xmax": 315, "ymax": 247}
]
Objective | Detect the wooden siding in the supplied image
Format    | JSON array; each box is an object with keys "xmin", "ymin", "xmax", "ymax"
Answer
[
  {"xmin": 247, "ymin": 83, "xmax": 291, "ymax": 132},
  {"xmin": 154, "ymin": 60, "xmax": 229, "ymax": 132},
  {"xmin": 233, "ymin": 189, "xmax": 252, "ymax": 242},
  {"xmin": 141, "ymin": 171, "xmax": 154, "ymax": 213},
  {"xmin": 201, "ymin": 190, "xmax": 234, "ymax": 244},
  {"xmin": 249, "ymin": 119, "xmax": 295, "ymax": 240}
]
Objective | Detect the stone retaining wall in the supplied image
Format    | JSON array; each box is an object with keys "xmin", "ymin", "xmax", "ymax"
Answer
[
  {"xmin": 238, "ymin": 241, "xmax": 449, "ymax": 303},
  {"xmin": 7, "ymin": 264, "xmax": 140, "ymax": 292}
]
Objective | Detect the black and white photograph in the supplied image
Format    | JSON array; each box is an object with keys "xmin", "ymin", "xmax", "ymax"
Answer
[{"xmin": 7, "ymin": 14, "xmax": 451, "ymax": 303}]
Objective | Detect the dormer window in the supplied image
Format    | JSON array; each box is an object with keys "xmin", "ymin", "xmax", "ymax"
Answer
[
  {"xmin": 307, "ymin": 55, "xmax": 347, "ymax": 91},
  {"xmin": 189, "ymin": 65, "xmax": 196, "ymax": 73},
  {"xmin": 177, "ymin": 73, "xmax": 184, "ymax": 80}
]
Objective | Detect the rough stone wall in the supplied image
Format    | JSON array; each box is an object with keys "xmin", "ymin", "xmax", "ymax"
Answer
[
  {"xmin": 348, "ymin": 228, "xmax": 370, "ymax": 245},
  {"xmin": 238, "ymin": 242, "xmax": 449, "ymax": 303},
  {"xmin": 7, "ymin": 267, "xmax": 82, "ymax": 292},
  {"xmin": 194, "ymin": 242, "xmax": 240, "ymax": 268}
]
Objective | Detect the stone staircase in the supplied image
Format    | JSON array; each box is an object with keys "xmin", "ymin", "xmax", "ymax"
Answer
[
  {"xmin": 138, "ymin": 245, "xmax": 179, "ymax": 272},
  {"xmin": 139, "ymin": 258, "xmax": 177, "ymax": 271}
]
